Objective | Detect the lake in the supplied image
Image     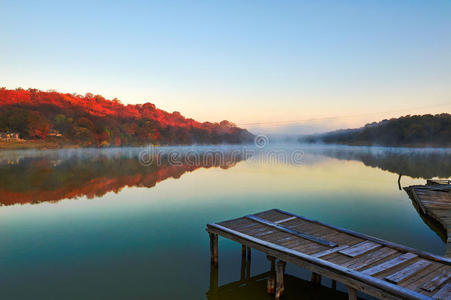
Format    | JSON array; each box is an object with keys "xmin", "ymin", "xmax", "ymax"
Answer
[{"xmin": 0, "ymin": 145, "xmax": 450, "ymax": 299}]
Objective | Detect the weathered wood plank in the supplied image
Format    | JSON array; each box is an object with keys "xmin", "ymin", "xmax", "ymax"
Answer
[
  {"xmin": 245, "ymin": 215, "xmax": 337, "ymax": 247},
  {"xmin": 362, "ymin": 253, "xmax": 418, "ymax": 276},
  {"xmin": 339, "ymin": 241, "xmax": 382, "ymax": 258},
  {"xmin": 385, "ymin": 259, "xmax": 432, "ymax": 284},
  {"xmin": 420, "ymin": 269, "xmax": 451, "ymax": 292},
  {"xmin": 312, "ymin": 245, "xmax": 350, "ymax": 258},
  {"xmin": 344, "ymin": 247, "xmax": 398, "ymax": 271},
  {"xmin": 432, "ymin": 283, "xmax": 451, "ymax": 299},
  {"xmin": 274, "ymin": 216, "xmax": 297, "ymax": 224}
]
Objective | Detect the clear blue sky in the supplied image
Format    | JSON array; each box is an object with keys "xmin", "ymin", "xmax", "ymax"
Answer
[{"xmin": 1, "ymin": 0, "xmax": 450, "ymax": 133}]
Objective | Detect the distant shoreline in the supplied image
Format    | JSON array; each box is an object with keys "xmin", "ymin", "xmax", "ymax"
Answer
[
  {"xmin": 1, "ymin": 139, "xmax": 451, "ymax": 150},
  {"xmin": 0, "ymin": 139, "xmax": 80, "ymax": 150},
  {"xmin": 300, "ymin": 141, "xmax": 451, "ymax": 148}
]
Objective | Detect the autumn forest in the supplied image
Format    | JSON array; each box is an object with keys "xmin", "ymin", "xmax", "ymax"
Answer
[{"xmin": 0, "ymin": 88, "xmax": 254, "ymax": 147}]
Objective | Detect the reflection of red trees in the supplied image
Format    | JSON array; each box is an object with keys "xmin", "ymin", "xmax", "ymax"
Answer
[{"xmin": 0, "ymin": 161, "xmax": 238, "ymax": 206}]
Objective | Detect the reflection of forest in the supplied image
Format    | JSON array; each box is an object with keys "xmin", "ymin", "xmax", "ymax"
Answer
[
  {"xmin": 0, "ymin": 152, "xmax": 246, "ymax": 206},
  {"xmin": 311, "ymin": 148, "xmax": 451, "ymax": 179}
]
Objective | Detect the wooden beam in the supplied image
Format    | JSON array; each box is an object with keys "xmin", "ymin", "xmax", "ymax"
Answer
[
  {"xmin": 209, "ymin": 233, "xmax": 218, "ymax": 266},
  {"xmin": 347, "ymin": 285, "xmax": 357, "ymax": 300},
  {"xmin": 240, "ymin": 250, "xmax": 246, "ymax": 281},
  {"xmin": 267, "ymin": 276, "xmax": 275, "ymax": 294},
  {"xmin": 311, "ymin": 272, "xmax": 322, "ymax": 284},
  {"xmin": 275, "ymin": 260, "xmax": 286, "ymax": 299},
  {"xmin": 267, "ymin": 255, "xmax": 276, "ymax": 294},
  {"xmin": 245, "ymin": 214, "xmax": 337, "ymax": 247},
  {"xmin": 267, "ymin": 255, "xmax": 276, "ymax": 271}
]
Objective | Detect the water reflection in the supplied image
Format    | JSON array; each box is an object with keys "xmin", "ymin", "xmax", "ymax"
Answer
[
  {"xmin": 207, "ymin": 261, "xmax": 352, "ymax": 300},
  {"xmin": 302, "ymin": 145, "xmax": 451, "ymax": 179},
  {"xmin": 0, "ymin": 148, "xmax": 248, "ymax": 206},
  {"xmin": 0, "ymin": 145, "xmax": 450, "ymax": 299},
  {"xmin": 1, "ymin": 146, "xmax": 450, "ymax": 207}
]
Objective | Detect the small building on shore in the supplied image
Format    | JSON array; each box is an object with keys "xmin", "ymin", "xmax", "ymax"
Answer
[
  {"xmin": 0, "ymin": 132, "xmax": 22, "ymax": 142},
  {"xmin": 48, "ymin": 129, "xmax": 62, "ymax": 137}
]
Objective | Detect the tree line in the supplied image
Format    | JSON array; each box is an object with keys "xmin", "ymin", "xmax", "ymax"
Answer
[
  {"xmin": 300, "ymin": 114, "xmax": 451, "ymax": 147},
  {"xmin": 0, "ymin": 87, "xmax": 254, "ymax": 146}
]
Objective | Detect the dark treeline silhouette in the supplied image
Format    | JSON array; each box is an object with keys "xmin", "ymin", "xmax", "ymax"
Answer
[
  {"xmin": 0, "ymin": 150, "xmax": 246, "ymax": 206},
  {"xmin": 300, "ymin": 114, "xmax": 451, "ymax": 147},
  {"xmin": 0, "ymin": 87, "xmax": 254, "ymax": 146}
]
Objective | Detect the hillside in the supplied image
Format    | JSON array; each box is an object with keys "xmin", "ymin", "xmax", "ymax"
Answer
[
  {"xmin": 300, "ymin": 114, "xmax": 451, "ymax": 147},
  {"xmin": 0, "ymin": 88, "xmax": 254, "ymax": 147}
]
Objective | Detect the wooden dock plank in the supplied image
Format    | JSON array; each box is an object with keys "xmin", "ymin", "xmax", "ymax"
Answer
[
  {"xmin": 420, "ymin": 269, "xmax": 451, "ymax": 292},
  {"xmin": 360, "ymin": 253, "xmax": 418, "ymax": 276},
  {"xmin": 312, "ymin": 245, "xmax": 350, "ymax": 258},
  {"xmin": 339, "ymin": 241, "xmax": 382, "ymax": 258},
  {"xmin": 343, "ymin": 247, "xmax": 398, "ymax": 271},
  {"xmin": 401, "ymin": 263, "xmax": 444, "ymax": 293},
  {"xmin": 274, "ymin": 216, "xmax": 297, "ymax": 224},
  {"xmin": 432, "ymin": 283, "xmax": 451, "ymax": 299},
  {"xmin": 245, "ymin": 215, "xmax": 337, "ymax": 247},
  {"xmin": 385, "ymin": 259, "xmax": 432, "ymax": 284}
]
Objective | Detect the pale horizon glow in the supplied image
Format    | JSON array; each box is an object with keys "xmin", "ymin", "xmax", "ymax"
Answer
[{"xmin": 1, "ymin": 0, "xmax": 450, "ymax": 134}]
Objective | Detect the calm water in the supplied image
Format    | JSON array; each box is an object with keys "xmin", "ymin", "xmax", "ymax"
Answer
[{"xmin": 0, "ymin": 145, "xmax": 450, "ymax": 299}]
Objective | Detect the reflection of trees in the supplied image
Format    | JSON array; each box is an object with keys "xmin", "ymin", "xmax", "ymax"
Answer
[
  {"xmin": 312, "ymin": 148, "xmax": 451, "ymax": 179},
  {"xmin": 0, "ymin": 152, "xmax": 245, "ymax": 206}
]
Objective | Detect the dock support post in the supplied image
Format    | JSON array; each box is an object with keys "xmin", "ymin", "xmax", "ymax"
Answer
[
  {"xmin": 246, "ymin": 250, "xmax": 251, "ymax": 280},
  {"xmin": 267, "ymin": 255, "xmax": 276, "ymax": 271},
  {"xmin": 209, "ymin": 233, "xmax": 218, "ymax": 266},
  {"xmin": 275, "ymin": 260, "xmax": 286, "ymax": 300},
  {"xmin": 241, "ymin": 245, "xmax": 246, "ymax": 258},
  {"xmin": 311, "ymin": 272, "xmax": 322, "ymax": 284},
  {"xmin": 332, "ymin": 279, "xmax": 336, "ymax": 290},
  {"xmin": 240, "ymin": 248, "xmax": 246, "ymax": 281},
  {"xmin": 266, "ymin": 255, "xmax": 276, "ymax": 294},
  {"xmin": 208, "ymin": 263, "xmax": 218, "ymax": 297},
  {"xmin": 346, "ymin": 285, "xmax": 357, "ymax": 300}
]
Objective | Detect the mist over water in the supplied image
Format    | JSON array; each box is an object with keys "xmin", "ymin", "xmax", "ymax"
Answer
[{"xmin": 0, "ymin": 144, "xmax": 449, "ymax": 299}]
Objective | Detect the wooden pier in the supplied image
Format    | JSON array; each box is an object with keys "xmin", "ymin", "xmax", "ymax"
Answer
[
  {"xmin": 405, "ymin": 182, "xmax": 451, "ymax": 246},
  {"xmin": 206, "ymin": 209, "xmax": 451, "ymax": 300}
]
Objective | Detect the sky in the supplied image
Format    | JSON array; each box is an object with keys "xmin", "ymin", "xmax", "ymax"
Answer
[{"xmin": 1, "ymin": 0, "xmax": 450, "ymax": 134}]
